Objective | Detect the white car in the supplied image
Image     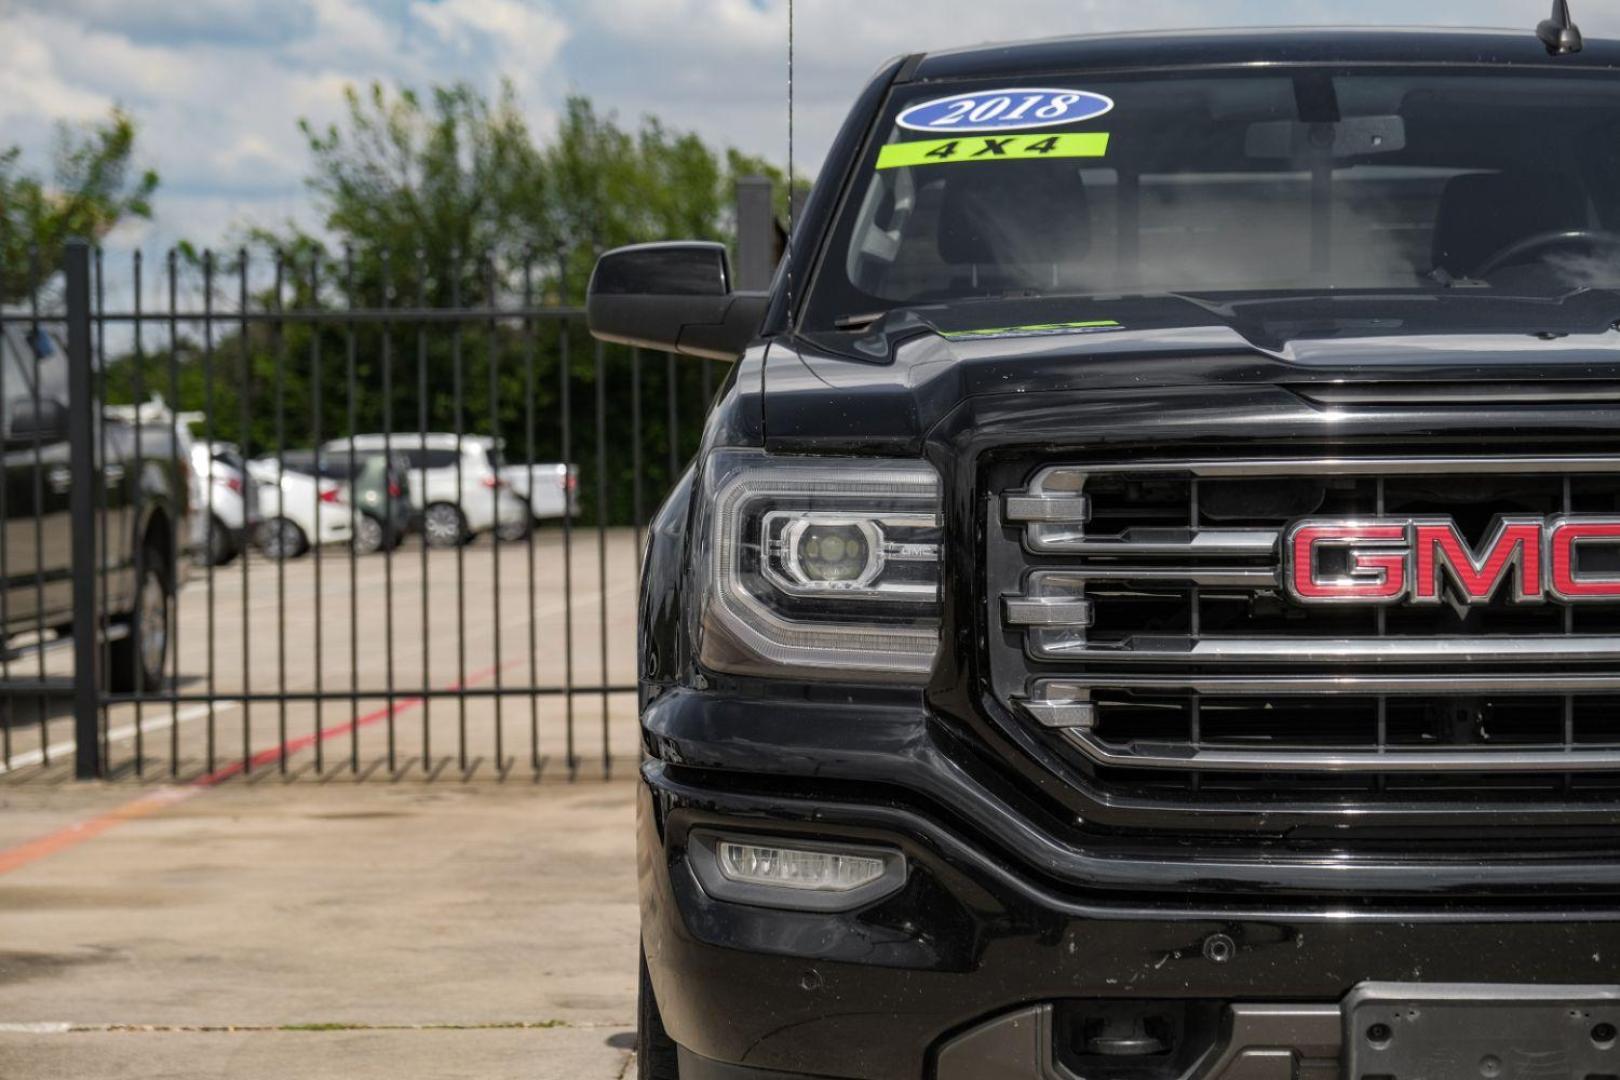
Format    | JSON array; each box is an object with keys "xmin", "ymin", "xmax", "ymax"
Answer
[
  {"xmin": 324, "ymin": 434, "xmax": 529, "ymax": 548},
  {"xmin": 500, "ymin": 463, "xmax": 581, "ymax": 534},
  {"xmin": 187, "ymin": 441, "xmax": 260, "ymax": 566},
  {"xmin": 246, "ymin": 457, "xmax": 354, "ymax": 559}
]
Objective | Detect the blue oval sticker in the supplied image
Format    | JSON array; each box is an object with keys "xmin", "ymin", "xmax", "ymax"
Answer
[{"xmin": 896, "ymin": 88, "xmax": 1114, "ymax": 134}]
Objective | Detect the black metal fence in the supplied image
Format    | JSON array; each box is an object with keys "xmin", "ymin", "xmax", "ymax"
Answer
[{"xmin": 0, "ymin": 239, "xmax": 720, "ymax": 783}]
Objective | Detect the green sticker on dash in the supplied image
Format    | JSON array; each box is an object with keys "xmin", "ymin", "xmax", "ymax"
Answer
[
  {"xmin": 877, "ymin": 132, "xmax": 1110, "ymax": 170},
  {"xmin": 941, "ymin": 320, "xmax": 1124, "ymax": 342}
]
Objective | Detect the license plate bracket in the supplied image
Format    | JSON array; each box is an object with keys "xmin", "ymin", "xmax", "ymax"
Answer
[{"xmin": 1346, "ymin": 983, "xmax": 1620, "ymax": 1080}]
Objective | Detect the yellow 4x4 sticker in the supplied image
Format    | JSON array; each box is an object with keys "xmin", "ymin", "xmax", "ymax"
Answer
[{"xmin": 877, "ymin": 132, "xmax": 1110, "ymax": 170}]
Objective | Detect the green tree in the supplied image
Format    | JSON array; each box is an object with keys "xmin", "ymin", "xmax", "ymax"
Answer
[
  {"xmin": 111, "ymin": 83, "xmax": 795, "ymax": 527},
  {"xmin": 0, "ymin": 109, "xmax": 158, "ymax": 302}
]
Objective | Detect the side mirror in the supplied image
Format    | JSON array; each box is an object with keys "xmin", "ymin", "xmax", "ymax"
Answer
[
  {"xmin": 587, "ymin": 242, "xmax": 769, "ymax": 362},
  {"xmin": 7, "ymin": 397, "xmax": 68, "ymax": 445}
]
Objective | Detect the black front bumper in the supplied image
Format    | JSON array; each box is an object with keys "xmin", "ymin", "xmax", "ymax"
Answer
[{"xmin": 641, "ymin": 695, "xmax": 1620, "ymax": 1079}]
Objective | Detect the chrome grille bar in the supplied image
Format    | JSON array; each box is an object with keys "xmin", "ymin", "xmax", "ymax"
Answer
[
  {"xmin": 1031, "ymin": 636, "xmax": 1620, "ymax": 664},
  {"xmin": 1034, "ymin": 673, "xmax": 1620, "ymax": 695},
  {"xmin": 1060, "ymin": 730, "xmax": 1620, "ymax": 774},
  {"xmin": 1031, "ymin": 456, "xmax": 1620, "ymax": 480},
  {"xmin": 1029, "ymin": 528, "xmax": 1280, "ymax": 557}
]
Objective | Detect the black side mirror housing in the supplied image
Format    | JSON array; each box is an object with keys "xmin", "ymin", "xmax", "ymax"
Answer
[
  {"xmin": 7, "ymin": 397, "xmax": 68, "ymax": 445},
  {"xmin": 587, "ymin": 242, "xmax": 769, "ymax": 362}
]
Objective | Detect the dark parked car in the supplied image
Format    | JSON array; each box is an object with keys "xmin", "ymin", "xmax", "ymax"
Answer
[
  {"xmin": 280, "ymin": 449, "xmax": 411, "ymax": 555},
  {"xmin": 593, "ymin": 20, "xmax": 1620, "ymax": 1080},
  {"xmin": 0, "ymin": 322, "xmax": 186, "ymax": 691}
]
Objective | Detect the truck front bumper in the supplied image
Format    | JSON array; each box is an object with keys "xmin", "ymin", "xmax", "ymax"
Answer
[{"xmin": 641, "ymin": 759, "xmax": 1620, "ymax": 1079}]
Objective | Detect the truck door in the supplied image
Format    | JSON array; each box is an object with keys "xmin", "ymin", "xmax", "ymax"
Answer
[{"xmin": 0, "ymin": 325, "xmax": 75, "ymax": 633}]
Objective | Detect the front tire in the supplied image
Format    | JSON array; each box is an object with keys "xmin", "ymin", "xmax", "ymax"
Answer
[
  {"xmin": 352, "ymin": 512, "xmax": 387, "ymax": 556},
  {"xmin": 496, "ymin": 504, "xmax": 533, "ymax": 543},
  {"xmin": 109, "ymin": 553, "xmax": 170, "ymax": 693},
  {"xmin": 258, "ymin": 517, "xmax": 309, "ymax": 560},
  {"xmin": 197, "ymin": 514, "xmax": 237, "ymax": 567},
  {"xmin": 423, "ymin": 503, "xmax": 468, "ymax": 549},
  {"xmin": 638, "ymin": 948, "xmax": 680, "ymax": 1080}
]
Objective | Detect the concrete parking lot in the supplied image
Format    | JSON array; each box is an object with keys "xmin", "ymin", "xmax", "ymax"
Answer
[
  {"xmin": 0, "ymin": 527, "xmax": 643, "ymax": 783},
  {"xmin": 0, "ymin": 777, "xmax": 642, "ymax": 1078}
]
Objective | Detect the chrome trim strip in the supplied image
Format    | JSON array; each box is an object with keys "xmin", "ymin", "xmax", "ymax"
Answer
[
  {"xmin": 1062, "ymin": 729, "xmax": 1620, "ymax": 774},
  {"xmin": 1027, "ymin": 527, "xmax": 1280, "ymax": 556},
  {"xmin": 1005, "ymin": 492, "xmax": 1091, "ymax": 524},
  {"xmin": 1032, "ymin": 635, "xmax": 1620, "ymax": 664},
  {"xmin": 1024, "ymin": 567, "xmax": 1279, "ymax": 587},
  {"xmin": 1020, "ymin": 700, "xmax": 1097, "ymax": 729},
  {"xmin": 1003, "ymin": 597, "xmax": 1094, "ymax": 628},
  {"xmin": 1036, "ymin": 673, "xmax": 1620, "ymax": 695},
  {"xmin": 1030, "ymin": 456, "xmax": 1620, "ymax": 482}
]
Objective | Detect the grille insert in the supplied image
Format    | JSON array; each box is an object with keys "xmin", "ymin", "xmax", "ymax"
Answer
[{"xmin": 989, "ymin": 454, "xmax": 1620, "ymax": 801}]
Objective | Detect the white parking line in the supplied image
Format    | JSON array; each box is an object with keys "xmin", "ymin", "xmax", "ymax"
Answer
[{"xmin": 0, "ymin": 701, "xmax": 241, "ymax": 776}]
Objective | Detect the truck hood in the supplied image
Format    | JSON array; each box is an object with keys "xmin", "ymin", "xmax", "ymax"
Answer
[{"xmin": 763, "ymin": 292, "xmax": 1620, "ymax": 451}]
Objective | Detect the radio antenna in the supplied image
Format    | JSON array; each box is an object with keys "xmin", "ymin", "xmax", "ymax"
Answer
[
  {"xmin": 785, "ymin": 0, "xmax": 796, "ymax": 328},
  {"xmin": 1538, "ymin": 0, "xmax": 1584, "ymax": 55}
]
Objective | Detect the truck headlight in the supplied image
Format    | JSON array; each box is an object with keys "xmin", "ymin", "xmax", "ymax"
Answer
[{"xmin": 695, "ymin": 450, "xmax": 942, "ymax": 682}]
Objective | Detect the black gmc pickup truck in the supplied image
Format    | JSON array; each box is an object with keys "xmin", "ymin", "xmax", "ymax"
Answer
[{"xmin": 591, "ymin": 22, "xmax": 1620, "ymax": 1080}]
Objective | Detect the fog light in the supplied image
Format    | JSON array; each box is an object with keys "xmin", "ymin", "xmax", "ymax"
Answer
[
  {"xmin": 719, "ymin": 841, "xmax": 886, "ymax": 892},
  {"xmin": 689, "ymin": 832, "xmax": 907, "ymax": 912}
]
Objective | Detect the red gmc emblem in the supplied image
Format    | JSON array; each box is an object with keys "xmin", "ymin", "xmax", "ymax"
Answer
[{"xmin": 1284, "ymin": 517, "xmax": 1620, "ymax": 606}]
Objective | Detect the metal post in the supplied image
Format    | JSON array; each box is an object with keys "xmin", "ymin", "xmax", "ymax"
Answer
[
  {"xmin": 734, "ymin": 176, "xmax": 777, "ymax": 292},
  {"xmin": 66, "ymin": 240, "xmax": 101, "ymax": 779}
]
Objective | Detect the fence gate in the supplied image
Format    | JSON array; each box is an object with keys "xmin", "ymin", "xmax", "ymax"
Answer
[{"xmin": 0, "ymin": 239, "xmax": 720, "ymax": 783}]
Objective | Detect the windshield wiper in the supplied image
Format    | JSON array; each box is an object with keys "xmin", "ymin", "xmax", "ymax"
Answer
[{"xmin": 832, "ymin": 311, "xmax": 888, "ymax": 333}]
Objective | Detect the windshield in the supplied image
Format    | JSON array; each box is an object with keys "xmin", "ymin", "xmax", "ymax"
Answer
[{"xmin": 803, "ymin": 69, "xmax": 1620, "ymax": 330}]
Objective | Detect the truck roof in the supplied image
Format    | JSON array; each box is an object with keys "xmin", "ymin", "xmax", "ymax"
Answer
[{"xmin": 908, "ymin": 26, "xmax": 1620, "ymax": 83}]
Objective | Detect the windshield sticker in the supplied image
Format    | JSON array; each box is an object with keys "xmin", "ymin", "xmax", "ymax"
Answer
[
  {"xmin": 941, "ymin": 320, "xmax": 1124, "ymax": 342},
  {"xmin": 877, "ymin": 133, "xmax": 1109, "ymax": 171},
  {"xmin": 897, "ymin": 89, "xmax": 1114, "ymax": 133}
]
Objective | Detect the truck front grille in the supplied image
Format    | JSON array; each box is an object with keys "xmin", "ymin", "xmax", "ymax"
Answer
[{"xmin": 986, "ymin": 454, "xmax": 1620, "ymax": 804}]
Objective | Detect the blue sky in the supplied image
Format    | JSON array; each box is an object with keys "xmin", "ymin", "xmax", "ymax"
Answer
[{"xmin": 3, "ymin": 0, "xmax": 1616, "ymax": 256}]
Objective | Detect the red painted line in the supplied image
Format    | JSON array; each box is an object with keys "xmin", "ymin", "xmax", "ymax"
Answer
[{"xmin": 0, "ymin": 660, "xmax": 517, "ymax": 877}]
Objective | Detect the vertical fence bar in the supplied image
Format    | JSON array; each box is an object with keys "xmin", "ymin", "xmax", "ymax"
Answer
[
  {"xmin": 485, "ymin": 258, "xmax": 505, "ymax": 773},
  {"xmin": 124, "ymin": 250, "xmax": 145, "ymax": 774},
  {"xmin": 345, "ymin": 249, "xmax": 360, "ymax": 773},
  {"xmin": 558, "ymin": 276, "xmax": 576, "ymax": 778},
  {"xmin": 273, "ymin": 254, "xmax": 288, "ymax": 773},
  {"xmin": 95, "ymin": 249, "xmax": 109, "ymax": 769},
  {"xmin": 415, "ymin": 251, "xmax": 431, "ymax": 773},
  {"xmin": 451, "ymin": 254, "xmax": 468, "ymax": 773},
  {"xmin": 67, "ymin": 241, "xmax": 100, "ymax": 779},
  {"xmin": 310, "ymin": 257, "xmax": 325, "ymax": 775},
  {"xmin": 666, "ymin": 353, "xmax": 679, "ymax": 486},
  {"xmin": 522, "ymin": 258, "xmax": 539, "ymax": 775},
  {"xmin": 167, "ymin": 251, "xmax": 182, "ymax": 776},
  {"xmin": 631, "ymin": 349, "xmax": 644, "ymax": 558},
  {"xmin": 381, "ymin": 251, "xmax": 398, "ymax": 773},
  {"xmin": 593, "ymin": 339, "xmax": 610, "ymax": 777},
  {"xmin": 202, "ymin": 252, "xmax": 218, "ymax": 775},
  {"xmin": 28, "ymin": 247, "xmax": 49, "ymax": 767},
  {"xmin": 238, "ymin": 251, "xmax": 252, "ymax": 774}
]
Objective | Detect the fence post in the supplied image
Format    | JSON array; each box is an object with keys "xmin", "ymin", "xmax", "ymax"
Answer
[
  {"xmin": 734, "ymin": 176, "xmax": 776, "ymax": 292},
  {"xmin": 66, "ymin": 239, "xmax": 101, "ymax": 780}
]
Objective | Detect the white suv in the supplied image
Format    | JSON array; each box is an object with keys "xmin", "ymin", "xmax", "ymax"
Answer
[{"xmin": 325, "ymin": 434, "xmax": 529, "ymax": 547}]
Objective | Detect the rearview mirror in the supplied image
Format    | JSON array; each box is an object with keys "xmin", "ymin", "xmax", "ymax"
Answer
[
  {"xmin": 587, "ymin": 242, "xmax": 769, "ymax": 362},
  {"xmin": 1245, "ymin": 116, "xmax": 1407, "ymax": 159}
]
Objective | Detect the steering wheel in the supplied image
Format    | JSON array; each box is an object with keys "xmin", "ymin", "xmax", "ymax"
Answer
[{"xmin": 1470, "ymin": 228, "xmax": 1620, "ymax": 278}]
